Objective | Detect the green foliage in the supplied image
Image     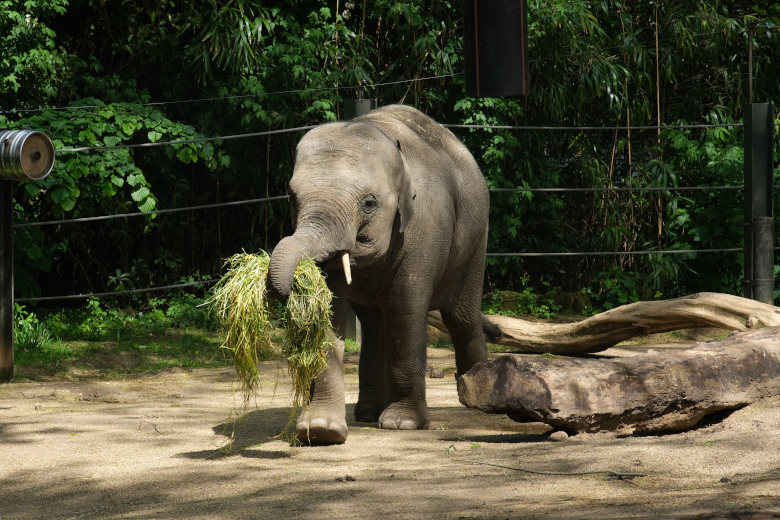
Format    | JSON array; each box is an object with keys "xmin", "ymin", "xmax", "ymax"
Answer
[
  {"xmin": 14, "ymin": 303, "xmax": 57, "ymax": 355},
  {"xmin": 0, "ymin": 0, "xmax": 68, "ymax": 109},
  {"xmin": 588, "ymin": 267, "xmax": 641, "ymax": 311},
  {"xmin": 482, "ymin": 278, "xmax": 563, "ymax": 319},
  {"xmin": 4, "ymin": 0, "xmax": 780, "ymax": 311},
  {"xmin": 41, "ymin": 291, "xmax": 218, "ymax": 342}
]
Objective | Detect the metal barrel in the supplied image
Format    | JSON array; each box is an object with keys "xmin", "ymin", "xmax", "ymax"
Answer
[{"xmin": 0, "ymin": 130, "xmax": 55, "ymax": 181}]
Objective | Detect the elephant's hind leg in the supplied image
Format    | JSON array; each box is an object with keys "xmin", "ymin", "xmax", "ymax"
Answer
[
  {"xmin": 440, "ymin": 254, "xmax": 489, "ymax": 378},
  {"xmin": 353, "ymin": 305, "xmax": 387, "ymax": 423}
]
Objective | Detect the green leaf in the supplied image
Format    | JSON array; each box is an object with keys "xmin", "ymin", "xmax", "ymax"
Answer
[
  {"xmin": 24, "ymin": 183, "xmax": 40, "ymax": 198},
  {"xmin": 131, "ymin": 186, "xmax": 151, "ymax": 202},
  {"xmin": 137, "ymin": 196, "xmax": 156, "ymax": 213},
  {"xmin": 59, "ymin": 196, "xmax": 76, "ymax": 212},
  {"xmin": 26, "ymin": 245, "xmax": 43, "ymax": 260}
]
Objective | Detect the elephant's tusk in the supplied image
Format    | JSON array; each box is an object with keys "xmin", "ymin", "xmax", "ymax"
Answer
[{"xmin": 341, "ymin": 252, "xmax": 352, "ymax": 285}]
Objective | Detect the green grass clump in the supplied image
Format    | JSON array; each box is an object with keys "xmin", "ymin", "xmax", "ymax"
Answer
[
  {"xmin": 283, "ymin": 258, "xmax": 333, "ymax": 411},
  {"xmin": 207, "ymin": 251, "xmax": 332, "ymax": 412},
  {"xmin": 207, "ymin": 252, "xmax": 274, "ymax": 404}
]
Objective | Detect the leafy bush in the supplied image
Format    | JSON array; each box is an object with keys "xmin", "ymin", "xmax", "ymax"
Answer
[
  {"xmin": 588, "ymin": 267, "xmax": 642, "ymax": 311},
  {"xmin": 38, "ymin": 289, "xmax": 219, "ymax": 342},
  {"xmin": 14, "ymin": 303, "xmax": 56, "ymax": 353},
  {"xmin": 483, "ymin": 277, "xmax": 562, "ymax": 319}
]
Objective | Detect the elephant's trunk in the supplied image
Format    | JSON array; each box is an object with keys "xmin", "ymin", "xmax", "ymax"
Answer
[{"xmin": 268, "ymin": 230, "xmax": 354, "ymax": 302}]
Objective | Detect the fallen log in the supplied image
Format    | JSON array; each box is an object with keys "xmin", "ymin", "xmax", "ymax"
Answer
[
  {"xmin": 457, "ymin": 326, "xmax": 780, "ymax": 435},
  {"xmin": 428, "ymin": 292, "xmax": 780, "ymax": 354}
]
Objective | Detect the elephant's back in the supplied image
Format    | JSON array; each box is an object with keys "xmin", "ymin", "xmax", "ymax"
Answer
[{"xmin": 357, "ymin": 105, "xmax": 488, "ymax": 201}]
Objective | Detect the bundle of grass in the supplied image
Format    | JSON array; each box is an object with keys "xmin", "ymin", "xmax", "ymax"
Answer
[
  {"xmin": 206, "ymin": 251, "xmax": 332, "ymax": 413},
  {"xmin": 282, "ymin": 257, "xmax": 333, "ymax": 411},
  {"xmin": 206, "ymin": 252, "xmax": 274, "ymax": 405}
]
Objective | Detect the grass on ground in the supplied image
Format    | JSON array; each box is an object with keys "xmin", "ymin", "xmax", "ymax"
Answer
[{"xmin": 11, "ymin": 329, "xmax": 237, "ymax": 382}]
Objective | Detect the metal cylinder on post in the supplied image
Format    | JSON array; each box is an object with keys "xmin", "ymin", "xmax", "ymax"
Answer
[
  {"xmin": 752, "ymin": 216, "xmax": 775, "ymax": 304},
  {"xmin": 0, "ymin": 130, "xmax": 55, "ymax": 181},
  {"xmin": 344, "ymin": 81, "xmax": 377, "ymax": 121},
  {"xmin": 0, "ymin": 129, "xmax": 56, "ymax": 382}
]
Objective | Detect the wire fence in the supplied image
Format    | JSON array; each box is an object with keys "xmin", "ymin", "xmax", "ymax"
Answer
[{"xmin": 13, "ymin": 115, "xmax": 776, "ymax": 303}]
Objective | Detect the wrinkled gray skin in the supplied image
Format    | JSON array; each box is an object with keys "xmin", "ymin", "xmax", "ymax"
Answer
[{"xmin": 268, "ymin": 105, "xmax": 490, "ymax": 445}]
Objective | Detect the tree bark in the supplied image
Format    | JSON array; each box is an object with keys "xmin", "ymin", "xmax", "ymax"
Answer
[
  {"xmin": 428, "ymin": 292, "xmax": 780, "ymax": 355},
  {"xmin": 457, "ymin": 326, "xmax": 780, "ymax": 435}
]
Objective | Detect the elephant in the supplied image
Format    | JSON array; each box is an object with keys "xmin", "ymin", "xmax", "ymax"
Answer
[{"xmin": 268, "ymin": 104, "xmax": 496, "ymax": 445}]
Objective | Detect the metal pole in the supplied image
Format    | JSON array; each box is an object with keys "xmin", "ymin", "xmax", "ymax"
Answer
[
  {"xmin": 0, "ymin": 179, "xmax": 13, "ymax": 382},
  {"xmin": 748, "ymin": 26, "xmax": 754, "ymax": 104},
  {"xmin": 743, "ymin": 102, "xmax": 775, "ymax": 304}
]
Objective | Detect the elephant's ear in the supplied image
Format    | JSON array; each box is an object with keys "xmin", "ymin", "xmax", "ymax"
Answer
[{"xmin": 396, "ymin": 142, "xmax": 415, "ymax": 233}]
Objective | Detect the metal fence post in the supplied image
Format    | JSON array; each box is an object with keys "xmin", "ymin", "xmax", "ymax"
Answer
[
  {"xmin": 0, "ymin": 129, "xmax": 56, "ymax": 382},
  {"xmin": 0, "ymin": 179, "xmax": 12, "ymax": 381},
  {"xmin": 743, "ymin": 102, "xmax": 775, "ymax": 304}
]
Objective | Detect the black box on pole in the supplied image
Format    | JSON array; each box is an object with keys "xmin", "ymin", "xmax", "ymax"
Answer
[
  {"xmin": 463, "ymin": 0, "xmax": 531, "ymax": 97},
  {"xmin": 743, "ymin": 103, "xmax": 775, "ymax": 304}
]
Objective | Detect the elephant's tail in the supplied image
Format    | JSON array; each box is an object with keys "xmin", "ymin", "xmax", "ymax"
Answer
[{"xmin": 482, "ymin": 315, "xmax": 502, "ymax": 342}]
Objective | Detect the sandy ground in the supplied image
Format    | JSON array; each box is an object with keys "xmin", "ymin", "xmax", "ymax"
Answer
[{"xmin": 1, "ymin": 338, "xmax": 780, "ymax": 519}]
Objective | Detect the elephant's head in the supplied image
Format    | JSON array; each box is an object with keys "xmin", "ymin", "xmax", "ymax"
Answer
[{"xmin": 268, "ymin": 121, "xmax": 415, "ymax": 300}]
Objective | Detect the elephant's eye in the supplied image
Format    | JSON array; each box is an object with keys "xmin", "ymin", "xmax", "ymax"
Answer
[{"xmin": 361, "ymin": 195, "xmax": 378, "ymax": 213}]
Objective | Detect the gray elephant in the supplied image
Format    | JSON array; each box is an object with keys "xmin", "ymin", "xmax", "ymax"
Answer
[{"xmin": 268, "ymin": 104, "xmax": 496, "ymax": 445}]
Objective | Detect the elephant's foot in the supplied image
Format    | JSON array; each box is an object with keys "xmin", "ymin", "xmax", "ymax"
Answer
[
  {"xmin": 296, "ymin": 406, "xmax": 348, "ymax": 445},
  {"xmin": 378, "ymin": 401, "xmax": 430, "ymax": 430},
  {"xmin": 354, "ymin": 401, "xmax": 384, "ymax": 423}
]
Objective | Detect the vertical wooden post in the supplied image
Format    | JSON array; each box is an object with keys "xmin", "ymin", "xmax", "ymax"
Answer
[
  {"xmin": 743, "ymin": 103, "xmax": 775, "ymax": 304},
  {"xmin": 0, "ymin": 179, "xmax": 14, "ymax": 382}
]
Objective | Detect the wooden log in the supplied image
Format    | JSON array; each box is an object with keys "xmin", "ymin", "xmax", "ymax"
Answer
[
  {"xmin": 457, "ymin": 326, "xmax": 780, "ymax": 435},
  {"xmin": 429, "ymin": 292, "xmax": 780, "ymax": 354}
]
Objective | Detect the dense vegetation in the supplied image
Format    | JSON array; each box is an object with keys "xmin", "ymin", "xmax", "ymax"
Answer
[{"xmin": 2, "ymin": 0, "xmax": 780, "ymax": 315}]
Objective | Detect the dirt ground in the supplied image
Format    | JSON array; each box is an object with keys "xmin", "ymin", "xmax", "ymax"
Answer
[{"xmin": 2, "ymin": 334, "xmax": 780, "ymax": 519}]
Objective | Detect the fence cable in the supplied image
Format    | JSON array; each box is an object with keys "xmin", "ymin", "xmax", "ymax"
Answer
[
  {"xmin": 50, "ymin": 120, "xmax": 749, "ymax": 155},
  {"xmin": 443, "ymin": 123, "xmax": 744, "ymax": 131},
  {"xmin": 14, "ymin": 279, "xmax": 219, "ymax": 303},
  {"xmin": 15, "ymin": 74, "xmax": 459, "ymax": 114},
  {"xmin": 18, "ymin": 246, "xmax": 762, "ymax": 303},
  {"xmin": 15, "ymin": 185, "xmax": 753, "ymax": 229},
  {"xmin": 55, "ymin": 125, "xmax": 317, "ymax": 154},
  {"xmin": 13, "ymin": 195, "xmax": 291, "ymax": 229},
  {"xmin": 488, "ymin": 248, "xmax": 744, "ymax": 258}
]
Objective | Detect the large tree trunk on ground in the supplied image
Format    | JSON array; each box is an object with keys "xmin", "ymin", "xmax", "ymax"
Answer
[
  {"xmin": 428, "ymin": 292, "xmax": 780, "ymax": 355},
  {"xmin": 457, "ymin": 326, "xmax": 780, "ymax": 435}
]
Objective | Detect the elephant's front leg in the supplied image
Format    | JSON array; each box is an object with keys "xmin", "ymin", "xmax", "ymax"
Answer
[
  {"xmin": 378, "ymin": 311, "xmax": 431, "ymax": 430},
  {"xmin": 296, "ymin": 279, "xmax": 349, "ymax": 445}
]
